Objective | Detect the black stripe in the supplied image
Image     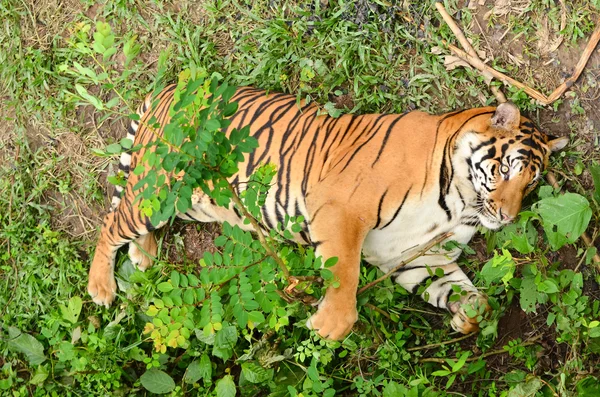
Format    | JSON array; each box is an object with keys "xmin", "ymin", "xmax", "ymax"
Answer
[
  {"xmin": 380, "ymin": 186, "xmax": 411, "ymax": 230},
  {"xmin": 373, "ymin": 189, "xmax": 389, "ymax": 229},
  {"xmin": 371, "ymin": 113, "xmax": 409, "ymax": 167}
]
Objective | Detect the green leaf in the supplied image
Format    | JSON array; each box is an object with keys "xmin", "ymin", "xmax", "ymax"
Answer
[
  {"xmin": 73, "ymin": 61, "xmax": 97, "ymax": 80},
  {"xmin": 590, "ymin": 163, "xmax": 600, "ymax": 204},
  {"xmin": 29, "ymin": 366, "xmax": 49, "ymax": 385},
  {"xmin": 120, "ymin": 138, "xmax": 133, "ymax": 149},
  {"xmin": 205, "ymin": 118, "xmax": 221, "ymax": 132},
  {"xmin": 383, "ymin": 381, "xmax": 405, "ymax": 397},
  {"xmin": 519, "ymin": 276, "xmax": 538, "ymax": 313},
  {"xmin": 324, "ymin": 101, "xmax": 343, "ymax": 118},
  {"xmin": 140, "ymin": 369, "xmax": 175, "ymax": 394},
  {"xmin": 537, "ymin": 279, "xmax": 559, "ymax": 294},
  {"xmin": 157, "ymin": 282, "xmax": 173, "ymax": 293},
  {"xmin": 75, "ymin": 84, "xmax": 104, "ymax": 110},
  {"xmin": 171, "ymin": 271, "xmax": 180, "ymax": 288},
  {"xmin": 216, "ymin": 375, "xmax": 236, "ymax": 397},
  {"xmin": 507, "ymin": 376, "xmax": 542, "ymax": 397},
  {"xmin": 183, "ymin": 289, "xmax": 195, "ymax": 305},
  {"xmin": 480, "ymin": 250, "xmax": 515, "ymax": 286},
  {"xmin": 59, "ymin": 296, "xmax": 82, "ymax": 324},
  {"xmin": 184, "ymin": 356, "xmax": 212, "ymax": 384},
  {"xmin": 324, "ymin": 256, "xmax": 338, "ymax": 268},
  {"xmin": 241, "ymin": 362, "xmax": 273, "ymax": 384},
  {"xmin": 577, "ymin": 377, "xmax": 600, "ymax": 396},
  {"xmin": 533, "ymin": 193, "xmax": 592, "ymax": 250},
  {"xmin": 213, "ymin": 326, "xmax": 238, "ymax": 361},
  {"xmin": 105, "ymin": 143, "xmax": 122, "ymax": 154},
  {"xmin": 7, "ymin": 327, "xmax": 47, "ymax": 365},
  {"xmin": 105, "ymin": 97, "xmax": 120, "ymax": 109}
]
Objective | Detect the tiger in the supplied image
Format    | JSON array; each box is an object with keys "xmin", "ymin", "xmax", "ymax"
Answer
[{"xmin": 88, "ymin": 84, "xmax": 568, "ymax": 340}]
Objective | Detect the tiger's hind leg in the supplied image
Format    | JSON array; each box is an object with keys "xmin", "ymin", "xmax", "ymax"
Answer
[
  {"xmin": 128, "ymin": 232, "xmax": 158, "ymax": 271},
  {"xmin": 88, "ymin": 198, "xmax": 159, "ymax": 307}
]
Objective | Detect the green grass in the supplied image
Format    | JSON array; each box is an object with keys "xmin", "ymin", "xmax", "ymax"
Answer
[{"xmin": 1, "ymin": 0, "xmax": 600, "ymax": 395}]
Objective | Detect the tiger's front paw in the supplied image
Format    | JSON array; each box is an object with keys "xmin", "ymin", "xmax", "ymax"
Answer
[
  {"xmin": 306, "ymin": 300, "xmax": 358, "ymax": 340},
  {"xmin": 87, "ymin": 273, "xmax": 117, "ymax": 308},
  {"xmin": 448, "ymin": 291, "xmax": 490, "ymax": 334}
]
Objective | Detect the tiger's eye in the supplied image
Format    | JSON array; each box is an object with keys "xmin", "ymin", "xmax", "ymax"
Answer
[{"xmin": 500, "ymin": 164, "xmax": 509, "ymax": 174}]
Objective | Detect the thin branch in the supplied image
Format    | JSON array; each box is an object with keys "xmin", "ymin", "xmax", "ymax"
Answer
[
  {"xmin": 448, "ymin": 44, "xmax": 549, "ymax": 103},
  {"xmin": 407, "ymin": 333, "xmax": 475, "ymax": 351},
  {"xmin": 434, "ymin": 3, "xmax": 506, "ymax": 103},
  {"xmin": 436, "ymin": 3, "xmax": 600, "ymax": 105},
  {"xmin": 357, "ymin": 232, "xmax": 453, "ymax": 295},
  {"xmin": 418, "ymin": 334, "xmax": 543, "ymax": 363}
]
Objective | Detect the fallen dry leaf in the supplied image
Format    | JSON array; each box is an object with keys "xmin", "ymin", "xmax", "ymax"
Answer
[{"xmin": 485, "ymin": 0, "xmax": 531, "ymax": 18}]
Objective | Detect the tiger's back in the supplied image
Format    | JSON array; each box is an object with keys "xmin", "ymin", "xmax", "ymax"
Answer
[{"xmin": 89, "ymin": 84, "xmax": 567, "ymax": 340}]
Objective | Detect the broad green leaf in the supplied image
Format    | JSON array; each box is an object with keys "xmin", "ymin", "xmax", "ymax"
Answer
[
  {"xmin": 241, "ymin": 362, "xmax": 273, "ymax": 384},
  {"xmin": 105, "ymin": 97, "xmax": 120, "ymax": 109},
  {"xmin": 537, "ymin": 279, "xmax": 559, "ymax": 294},
  {"xmin": 533, "ymin": 193, "xmax": 592, "ymax": 250},
  {"xmin": 507, "ymin": 376, "xmax": 543, "ymax": 397},
  {"xmin": 7, "ymin": 327, "xmax": 47, "ymax": 365},
  {"xmin": 184, "ymin": 358, "xmax": 206, "ymax": 384},
  {"xmin": 59, "ymin": 296, "xmax": 82, "ymax": 324},
  {"xmin": 29, "ymin": 365, "xmax": 49, "ymax": 385},
  {"xmin": 480, "ymin": 250, "xmax": 515, "ymax": 286},
  {"xmin": 140, "ymin": 369, "xmax": 175, "ymax": 394},
  {"xmin": 519, "ymin": 276, "xmax": 538, "ymax": 313},
  {"xmin": 383, "ymin": 381, "xmax": 406, "ymax": 397},
  {"xmin": 216, "ymin": 375, "xmax": 236, "ymax": 397},
  {"xmin": 120, "ymin": 138, "xmax": 133, "ymax": 149},
  {"xmin": 213, "ymin": 326, "xmax": 238, "ymax": 361},
  {"xmin": 171, "ymin": 271, "xmax": 180, "ymax": 288},
  {"xmin": 324, "ymin": 101, "xmax": 343, "ymax": 118}
]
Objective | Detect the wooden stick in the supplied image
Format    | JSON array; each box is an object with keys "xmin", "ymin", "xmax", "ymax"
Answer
[
  {"xmin": 436, "ymin": 3, "xmax": 600, "ymax": 105},
  {"xmin": 545, "ymin": 172, "xmax": 600, "ymax": 266},
  {"xmin": 435, "ymin": 3, "xmax": 506, "ymax": 103},
  {"xmin": 357, "ymin": 232, "xmax": 453, "ymax": 295},
  {"xmin": 448, "ymin": 44, "xmax": 549, "ymax": 103},
  {"xmin": 545, "ymin": 22, "xmax": 600, "ymax": 103},
  {"xmin": 418, "ymin": 334, "xmax": 543, "ymax": 363}
]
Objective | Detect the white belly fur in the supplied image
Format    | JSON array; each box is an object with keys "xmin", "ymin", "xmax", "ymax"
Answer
[{"xmin": 361, "ymin": 188, "xmax": 477, "ymax": 273}]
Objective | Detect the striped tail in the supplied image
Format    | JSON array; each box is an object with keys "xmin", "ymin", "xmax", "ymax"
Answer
[{"xmin": 110, "ymin": 95, "xmax": 152, "ymax": 211}]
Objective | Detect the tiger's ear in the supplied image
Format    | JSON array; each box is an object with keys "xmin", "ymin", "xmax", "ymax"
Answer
[
  {"xmin": 491, "ymin": 102, "xmax": 521, "ymax": 131},
  {"xmin": 547, "ymin": 135, "xmax": 569, "ymax": 152}
]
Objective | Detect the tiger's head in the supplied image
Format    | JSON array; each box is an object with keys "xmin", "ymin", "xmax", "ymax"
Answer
[{"xmin": 465, "ymin": 102, "xmax": 568, "ymax": 230}]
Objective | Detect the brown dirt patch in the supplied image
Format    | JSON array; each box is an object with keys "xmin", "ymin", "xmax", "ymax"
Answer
[
  {"xmin": 163, "ymin": 222, "xmax": 221, "ymax": 264},
  {"xmin": 44, "ymin": 190, "xmax": 102, "ymax": 239},
  {"xmin": 20, "ymin": 0, "xmax": 83, "ymax": 50}
]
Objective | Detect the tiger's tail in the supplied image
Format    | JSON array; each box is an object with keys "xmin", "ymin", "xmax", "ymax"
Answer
[{"xmin": 110, "ymin": 95, "xmax": 152, "ymax": 211}]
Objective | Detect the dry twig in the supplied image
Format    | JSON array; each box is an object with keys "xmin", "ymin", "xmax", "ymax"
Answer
[
  {"xmin": 418, "ymin": 334, "xmax": 543, "ymax": 364},
  {"xmin": 357, "ymin": 232, "xmax": 453, "ymax": 295},
  {"xmin": 435, "ymin": 3, "xmax": 506, "ymax": 103},
  {"xmin": 436, "ymin": 3, "xmax": 600, "ymax": 105}
]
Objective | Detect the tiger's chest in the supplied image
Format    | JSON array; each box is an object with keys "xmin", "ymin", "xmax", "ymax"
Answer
[{"xmin": 360, "ymin": 186, "xmax": 478, "ymax": 271}]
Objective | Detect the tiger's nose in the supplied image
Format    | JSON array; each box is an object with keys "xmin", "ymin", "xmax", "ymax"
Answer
[{"xmin": 498, "ymin": 209, "xmax": 514, "ymax": 223}]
